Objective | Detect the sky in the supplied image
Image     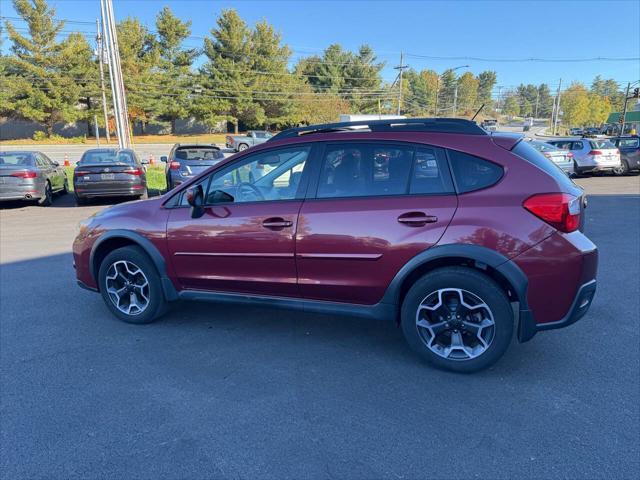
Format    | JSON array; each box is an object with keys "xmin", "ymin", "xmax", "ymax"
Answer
[{"xmin": 1, "ymin": 0, "xmax": 639, "ymax": 94}]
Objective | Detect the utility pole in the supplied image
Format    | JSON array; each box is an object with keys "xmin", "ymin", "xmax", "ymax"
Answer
[
  {"xmin": 619, "ymin": 82, "xmax": 631, "ymax": 135},
  {"xmin": 453, "ymin": 85, "xmax": 458, "ymax": 117},
  {"xmin": 101, "ymin": 0, "xmax": 131, "ymax": 149},
  {"xmin": 394, "ymin": 52, "xmax": 408, "ymax": 115},
  {"xmin": 434, "ymin": 76, "xmax": 439, "ymax": 117},
  {"xmin": 96, "ymin": 18, "xmax": 110, "ymax": 144},
  {"xmin": 553, "ymin": 78, "xmax": 562, "ymax": 136}
]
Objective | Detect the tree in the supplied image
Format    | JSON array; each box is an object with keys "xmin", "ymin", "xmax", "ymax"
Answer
[
  {"xmin": 403, "ymin": 68, "xmax": 438, "ymax": 116},
  {"xmin": 116, "ymin": 17, "xmax": 159, "ymax": 133},
  {"xmin": 561, "ymin": 82, "xmax": 590, "ymax": 126},
  {"xmin": 154, "ymin": 6, "xmax": 198, "ymax": 134},
  {"xmin": 476, "ymin": 71, "xmax": 497, "ymax": 109},
  {"xmin": 587, "ymin": 93, "xmax": 611, "ymax": 126},
  {"xmin": 3, "ymin": 0, "xmax": 97, "ymax": 137},
  {"xmin": 456, "ymin": 72, "xmax": 479, "ymax": 115},
  {"xmin": 536, "ymin": 84, "xmax": 554, "ymax": 118},
  {"xmin": 591, "ymin": 76, "xmax": 623, "ymax": 112},
  {"xmin": 503, "ymin": 94, "xmax": 520, "ymax": 117},
  {"xmin": 437, "ymin": 69, "xmax": 458, "ymax": 114},
  {"xmin": 295, "ymin": 43, "xmax": 385, "ymax": 114}
]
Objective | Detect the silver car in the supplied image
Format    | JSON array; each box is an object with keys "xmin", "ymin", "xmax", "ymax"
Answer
[
  {"xmin": 0, "ymin": 150, "xmax": 68, "ymax": 206},
  {"xmin": 547, "ymin": 138, "xmax": 621, "ymax": 174},
  {"xmin": 528, "ymin": 140, "xmax": 575, "ymax": 176}
]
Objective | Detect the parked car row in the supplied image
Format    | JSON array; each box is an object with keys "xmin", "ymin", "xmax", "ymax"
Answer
[{"xmin": 546, "ymin": 136, "xmax": 640, "ymax": 175}]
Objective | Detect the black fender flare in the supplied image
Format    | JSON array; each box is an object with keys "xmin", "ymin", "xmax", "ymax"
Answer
[
  {"xmin": 379, "ymin": 243, "xmax": 535, "ymax": 342},
  {"xmin": 89, "ymin": 229, "xmax": 178, "ymax": 301}
]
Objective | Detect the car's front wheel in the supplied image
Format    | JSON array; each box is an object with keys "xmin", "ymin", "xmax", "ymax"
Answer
[
  {"xmin": 401, "ymin": 267, "xmax": 513, "ymax": 373},
  {"xmin": 98, "ymin": 246, "xmax": 167, "ymax": 324}
]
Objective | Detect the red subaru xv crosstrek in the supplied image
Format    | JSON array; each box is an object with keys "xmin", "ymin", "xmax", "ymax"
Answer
[{"xmin": 73, "ymin": 118, "xmax": 598, "ymax": 372}]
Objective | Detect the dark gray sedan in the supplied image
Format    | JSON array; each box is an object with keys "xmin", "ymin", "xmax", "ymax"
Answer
[
  {"xmin": 73, "ymin": 149, "xmax": 148, "ymax": 205},
  {"xmin": 0, "ymin": 150, "xmax": 68, "ymax": 206}
]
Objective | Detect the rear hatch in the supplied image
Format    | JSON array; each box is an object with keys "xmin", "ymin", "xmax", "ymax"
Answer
[
  {"xmin": 173, "ymin": 147, "xmax": 224, "ymax": 177},
  {"xmin": 588, "ymin": 139, "xmax": 619, "ymax": 165}
]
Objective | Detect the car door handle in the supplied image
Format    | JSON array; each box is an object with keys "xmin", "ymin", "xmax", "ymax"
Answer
[
  {"xmin": 397, "ymin": 212, "xmax": 438, "ymax": 226},
  {"xmin": 262, "ymin": 217, "xmax": 293, "ymax": 229}
]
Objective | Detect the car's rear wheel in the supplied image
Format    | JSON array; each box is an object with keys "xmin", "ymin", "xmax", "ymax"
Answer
[
  {"xmin": 98, "ymin": 246, "xmax": 167, "ymax": 324},
  {"xmin": 401, "ymin": 267, "xmax": 513, "ymax": 373},
  {"xmin": 61, "ymin": 178, "xmax": 69, "ymax": 195},
  {"xmin": 238, "ymin": 143, "xmax": 249, "ymax": 151},
  {"xmin": 613, "ymin": 160, "xmax": 629, "ymax": 176},
  {"xmin": 38, "ymin": 181, "xmax": 52, "ymax": 206}
]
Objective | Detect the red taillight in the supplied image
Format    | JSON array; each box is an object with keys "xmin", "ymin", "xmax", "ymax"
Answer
[
  {"xmin": 588, "ymin": 150, "xmax": 603, "ymax": 156},
  {"xmin": 74, "ymin": 170, "xmax": 90, "ymax": 176},
  {"xmin": 169, "ymin": 162, "xmax": 181, "ymax": 170},
  {"xmin": 11, "ymin": 170, "xmax": 37, "ymax": 179},
  {"xmin": 123, "ymin": 167, "xmax": 143, "ymax": 176},
  {"xmin": 523, "ymin": 193, "xmax": 581, "ymax": 233}
]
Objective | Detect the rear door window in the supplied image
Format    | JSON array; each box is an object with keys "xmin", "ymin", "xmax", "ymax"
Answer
[
  {"xmin": 315, "ymin": 142, "xmax": 454, "ymax": 198},
  {"xmin": 570, "ymin": 141, "xmax": 584, "ymax": 150},
  {"xmin": 447, "ymin": 149, "xmax": 503, "ymax": 193}
]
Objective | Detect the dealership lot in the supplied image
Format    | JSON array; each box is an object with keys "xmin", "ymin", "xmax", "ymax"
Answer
[{"xmin": 1, "ymin": 176, "xmax": 638, "ymax": 478}]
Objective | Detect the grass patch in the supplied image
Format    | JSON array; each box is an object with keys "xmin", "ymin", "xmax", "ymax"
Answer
[{"xmin": 64, "ymin": 165, "xmax": 167, "ymax": 194}]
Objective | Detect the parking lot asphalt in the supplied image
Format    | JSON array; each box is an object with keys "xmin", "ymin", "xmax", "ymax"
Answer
[{"xmin": 1, "ymin": 176, "xmax": 639, "ymax": 478}]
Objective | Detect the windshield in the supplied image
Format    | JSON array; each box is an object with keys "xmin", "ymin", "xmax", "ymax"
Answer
[
  {"xmin": 80, "ymin": 151, "xmax": 136, "ymax": 164},
  {"xmin": 174, "ymin": 147, "xmax": 224, "ymax": 161},
  {"xmin": 0, "ymin": 152, "xmax": 35, "ymax": 166},
  {"xmin": 590, "ymin": 140, "xmax": 616, "ymax": 149}
]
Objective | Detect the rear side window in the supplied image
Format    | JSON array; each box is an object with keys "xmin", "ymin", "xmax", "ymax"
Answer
[
  {"xmin": 512, "ymin": 140, "xmax": 575, "ymax": 190},
  {"xmin": 315, "ymin": 143, "xmax": 454, "ymax": 198},
  {"xmin": 447, "ymin": 150, "xmax": 503, "ymax": 193},
  {"xmin": 571, "ymin": 141, "xmax": 584, "ymax": 150}
]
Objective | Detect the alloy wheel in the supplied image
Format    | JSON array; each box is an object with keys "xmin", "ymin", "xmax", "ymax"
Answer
[
  {"xmin": 415, "ymin": 288, "xmax": 495, "ymax": 361},
  {"xmin": 105, "ymin": 260, "xmax": 150, "ymax": 315}
]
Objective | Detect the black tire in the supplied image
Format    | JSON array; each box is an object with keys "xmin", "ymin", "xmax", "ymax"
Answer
[
  {"xmin": 97, "ymin": 246, "xmax": 168, "ymax": 324},
  {"xmin": 61, "ymin": 177, "xmax": 69, "ymax": 195},
  {"xmin": 401, "ymin": 266, "xmax": 513, "ymax": 373},
  {"xmin": 38, "ymin": 181, "xmax": 53, "ymax": 206},
  {"xmin": 238, "ymin": 143, "xmax": 249, "ymax": 151},
  {"xmin": 613, "ymin": 160, "xmax": 629, "ymax": 176},
  {"xmin": 75, "ymin": 194, "xmax": 87, "ymax": 206}
]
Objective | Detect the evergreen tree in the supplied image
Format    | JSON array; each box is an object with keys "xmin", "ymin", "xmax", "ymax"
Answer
[
  {"xmin": 154, "ymin": 6, "xmax": 198, "ymax": 134},
  {"xmin": 477, "ymin": 71, "xmax": 497, "ymax": 109},
  {"xmin": 456, "ymin": 72, "xmax": 479, "ymax": 115},
  {"xmin": 3, "ymin": 0, "xmax": 96, "ymax": 137},
  {"xmin": 536, "ymin": 84, "xmax": 554, "ymax": 118},
  {"xmin": 116, "ymin": 17, "xmax": 159, "ymax": 133},
  {"xmin": 438, "ymin": 69, "xmax": 458, "ymax": 114}
]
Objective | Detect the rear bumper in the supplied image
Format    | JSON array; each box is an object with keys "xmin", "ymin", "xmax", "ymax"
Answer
[
  {"xmin": 75, "ymin": 183, "xmax": 145, "ymax": 198},
  {"xmin": 518, "ymin": 279, "xmax": 596, "ymax": 342},
  {"xmin": 513, "ymin": 231, "xmax": 598, "ymax": 342}
]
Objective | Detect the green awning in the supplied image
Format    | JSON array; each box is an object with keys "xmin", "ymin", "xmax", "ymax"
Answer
[{"xmin": 606, "ymin": 111, "xmax": 640, "ymax": 123}]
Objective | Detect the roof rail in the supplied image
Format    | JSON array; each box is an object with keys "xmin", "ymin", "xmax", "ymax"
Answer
[{"xmin": 269, "ymin": 117, "xmax": 487, "ymax": 141}]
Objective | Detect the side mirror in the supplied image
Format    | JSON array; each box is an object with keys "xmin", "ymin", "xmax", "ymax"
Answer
[
  {"xmin": 186, "ymin": 184, "xmax": 205, "ymax": 219},
  {"xmin": 160, "ymin": 156, "xmax": 168, "ymax": 163}
]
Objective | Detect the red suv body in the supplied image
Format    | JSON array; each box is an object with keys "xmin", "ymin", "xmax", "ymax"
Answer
[{"xmin": 73, "ymin": 119, "xmax": 598, "ymax": 371}]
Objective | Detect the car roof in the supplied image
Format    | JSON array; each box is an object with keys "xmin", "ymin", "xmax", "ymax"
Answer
[
  {"xmin": 175, "ymin": 144, "xmax": 219, "ymax": 148},
  {"xmin": 82, "ymin": 148, "xmax": 135, "ymax": 153},
  {"xmin": 0, "ymin": 150, "xmax": 37, "ymax": 155}
]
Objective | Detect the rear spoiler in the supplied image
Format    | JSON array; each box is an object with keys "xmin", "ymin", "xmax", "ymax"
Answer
[{"xmin": 490, "ymin": 132, "xmax": 524, "ymax": 151}]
